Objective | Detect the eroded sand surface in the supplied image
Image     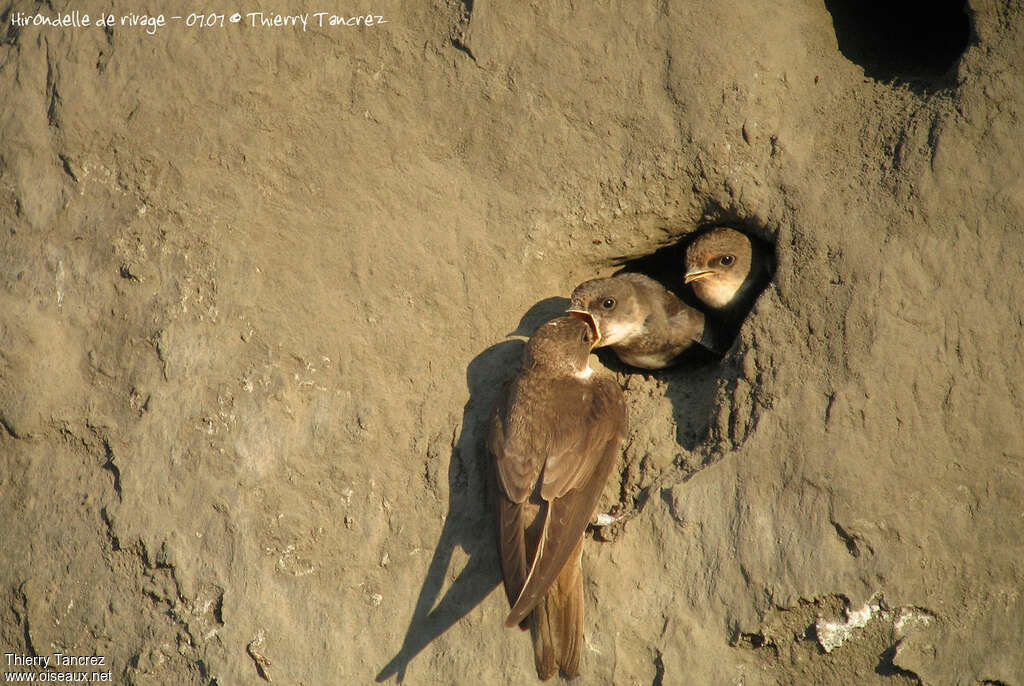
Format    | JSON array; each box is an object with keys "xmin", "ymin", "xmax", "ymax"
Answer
[{"xmin": 1, "ymin": 1, "xmax": 1022, "ymax": 684}]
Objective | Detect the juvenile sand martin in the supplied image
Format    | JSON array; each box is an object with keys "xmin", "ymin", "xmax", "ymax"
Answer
[
  {"xmin": 683, "ymin": 226, "xmax": 770, "ymax": 314},
  {"xmin": 569, "ymin": 272, "xmax": 721, "ymax": 368},
  {"xmin": 489, "ymin": 314, "xmax": 628, "ymax": 680}
]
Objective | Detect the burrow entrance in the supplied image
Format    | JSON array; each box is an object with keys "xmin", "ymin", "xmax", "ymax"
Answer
[
  {"xmin": 586, "ymin": 225, "xmax": 777, "ymax": 534},
  {"xmin": 824, "ymin": 0, "xmax": 972, "ymax": 87},
  {"xmin": 613, "ymin": 224, "xmax": 776, "ymax": 359}
]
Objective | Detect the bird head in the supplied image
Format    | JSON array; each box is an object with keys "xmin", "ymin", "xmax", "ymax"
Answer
[
  {"xmin": 684, "ymin": 227, "xmax": 753, "ymax": 309},
  {"xmin": 523, "ymin": 315, "xmax": 598, "ymax": 376},
  {"xmin": 567, "ymin": 277, "xmax": 644, "ymax": 347}
]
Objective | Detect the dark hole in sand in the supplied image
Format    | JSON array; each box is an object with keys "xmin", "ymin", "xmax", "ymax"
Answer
[
  {"xmin": 612, "ymin": 225, "xmax": 776, "ymax": 358},
  {"xmin": 597, "ymin": 225, "xmax": 776, "ymax": 453},
  {"xmin": 824, "ymin": 0, "xmax": 971, "ymax": 87}
]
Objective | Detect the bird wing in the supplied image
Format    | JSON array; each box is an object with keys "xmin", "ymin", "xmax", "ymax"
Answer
[
  {"xmin": 499, "ymin": 375, "xmax": 627, "ymax": 627},
  {"xmin": 490, "ymin": 375, "xmax": 551, "ymax": 505},
  {"xmin": 666, "ymin": 305, "xmax": 705, "ymax": 346},
  {"xmin": 491, "ymin": 378, "xmax": 558, "ymax": 619},
  {"xmin": 489, "ymin": 395, "xmax": 534, "ymax": 615},
  {"xmin": 630, "ymin": 274, "xmax": 705, "ymax": 348},
  {"xmin": 538, "ymin": 376, "xmax": 626, "ymax": 499}
]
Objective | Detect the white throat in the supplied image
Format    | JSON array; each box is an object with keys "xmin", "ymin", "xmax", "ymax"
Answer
[
  {"xmin": 575, "ymin": 365, "xmax": 594, "ymax": 379},
  {"xmin": 600, "ymin": 318, "xmax": 645, "ymax": 346},
  {"xmin": 696, "ymin": 279, "xmax": 740, "ymax": 308}
]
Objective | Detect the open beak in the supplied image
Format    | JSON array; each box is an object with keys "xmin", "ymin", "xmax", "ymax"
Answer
[
  {"xmin": 684, "ymin": 269, "xmax": 714, "ymax": 284},
  {"xmin": 567, "ymin": 308, "xmax": 601, "ymax": 345}
]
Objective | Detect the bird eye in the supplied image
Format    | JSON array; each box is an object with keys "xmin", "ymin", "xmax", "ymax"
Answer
[
  {"xmin": 602, "ymin": 298, "xmax": 616, "ymax": 309},
  {"xmin": 720, "ymin": 255, "xmax": 735, "ymax": 267}
]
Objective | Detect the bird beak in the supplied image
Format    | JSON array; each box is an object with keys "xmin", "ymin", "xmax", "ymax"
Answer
[
  {"xmin": 567, "ymin": 309, "xmax": 601, "ymax": 345},
  {"xmin": 684, "ymin": 269, "xmax": 714, "ymax": 284}
]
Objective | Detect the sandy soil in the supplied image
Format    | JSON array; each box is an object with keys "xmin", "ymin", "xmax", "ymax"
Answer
[{"xmin": 1, "ymin": 0, "xmax": 1022, "ymax": 684}]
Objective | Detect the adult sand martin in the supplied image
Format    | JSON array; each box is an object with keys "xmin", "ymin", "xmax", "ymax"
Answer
[
  {"xmin": 569, "ymin": 272, "xmax": 721, "ymax": 368},
  {"xmin": 683, "ymin": 226, "xmax": 771, "ymax": 315},
  {"xmin": 488, "ymin": 314, "xmax": 628, "ymax": 680}
]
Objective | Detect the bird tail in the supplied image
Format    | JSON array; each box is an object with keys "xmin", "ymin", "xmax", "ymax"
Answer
[{"xmin": 530, "ymin": 539, "xmax": 584, "ymax": 681}]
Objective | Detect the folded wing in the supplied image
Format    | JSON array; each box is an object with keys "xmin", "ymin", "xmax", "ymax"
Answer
[{"xmin": 491, "ymin": 375, "xmax": 627, "ymax": 628}]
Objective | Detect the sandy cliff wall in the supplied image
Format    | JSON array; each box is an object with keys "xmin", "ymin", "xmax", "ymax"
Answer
[{"xmin": 1, "ymin": 0, "xmax": 1022, "ymax": 684}]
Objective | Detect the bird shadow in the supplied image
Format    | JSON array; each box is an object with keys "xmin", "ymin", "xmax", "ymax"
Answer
[{"xmin": 375, "ymin": 297, "xmax": 569, "ymax": 683}]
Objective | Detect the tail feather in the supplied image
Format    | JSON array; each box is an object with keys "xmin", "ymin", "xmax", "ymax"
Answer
[
  {"xmin": 531, "ymin": 596, "xmax": 557, "ymax": 681},
  {"xmin": 529, "ymin": 540, "xmax": 584, "ymax": 680},
  {"xmin": 555, "ymin": 556, "xmax": 584, "ymax": 678}
]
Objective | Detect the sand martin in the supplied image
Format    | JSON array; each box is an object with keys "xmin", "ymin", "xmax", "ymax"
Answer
[
  {"xmin": 569, "ymin": 272, "xmax": 721, "ymax": 367},
  {"xmin": 683, "ymin": 226, "xmax": 770, "ymax": 314},
  {"xmin": 489, "ymin": 314, "xmax": 628, "ymax": 680}
]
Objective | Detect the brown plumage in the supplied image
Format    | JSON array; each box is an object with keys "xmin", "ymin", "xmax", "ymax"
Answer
[
  {"xmin": 684, "ymin": 227, "xmax": 773, "ymax": 349},
  {"xmin": 489, "ymin": 314, "xmax": 628, "ymax": 680},
  {"xmin": 569, "ymin": 272, "xmax": 721, "ymax": 367},
  {"xmin": 684, "ymin": 226, "xmax": 760, "ymax": 312}
]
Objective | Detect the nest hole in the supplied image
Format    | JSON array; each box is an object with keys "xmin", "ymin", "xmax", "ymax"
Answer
[
  {"xmin": 824, "ymin": 0, "xmax": 972, "ymax": 87},
  {"xmin": 613, "ymin": 224, "xmax": 776, "ymax": 357}
]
